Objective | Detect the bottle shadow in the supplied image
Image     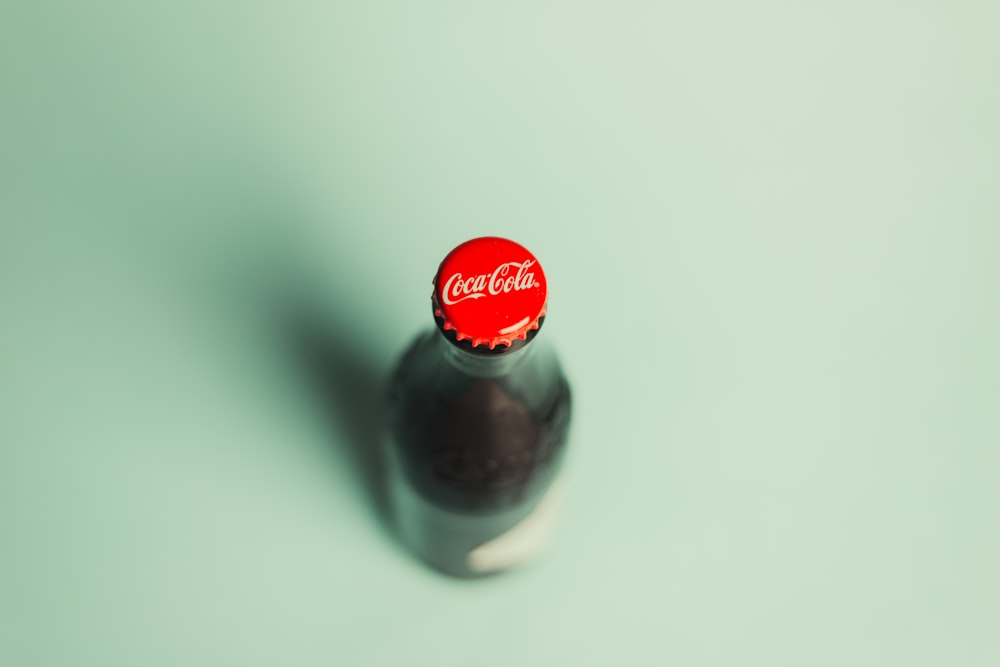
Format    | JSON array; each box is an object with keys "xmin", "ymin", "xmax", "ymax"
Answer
[
  {"xmin": 118, "ymin": 152, "xmax": 407, "ymax": 555},
  {"xmin": 284, "ymin": 307, "xmax": 395, "ymax": 539}
]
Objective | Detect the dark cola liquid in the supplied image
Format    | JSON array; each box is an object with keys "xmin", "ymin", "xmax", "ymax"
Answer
[{"xmin": 386, "ymin": 329, "xmax": 571, "ymax": 577}]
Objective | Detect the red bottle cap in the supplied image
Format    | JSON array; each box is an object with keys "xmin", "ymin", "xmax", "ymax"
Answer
[{"xmin": 432, "ymin": 237, "xmax": 548, "ymax": 350}]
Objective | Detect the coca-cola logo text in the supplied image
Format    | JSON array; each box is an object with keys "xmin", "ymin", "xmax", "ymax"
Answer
[{"xmin": 441, "ymin": 260, "xmax": 540, "ymax": 306}]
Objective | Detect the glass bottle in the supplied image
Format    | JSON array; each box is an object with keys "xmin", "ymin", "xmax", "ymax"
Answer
[{"xmin": 386, "ymin": 237, "xmax": 572, "ymax": 577}]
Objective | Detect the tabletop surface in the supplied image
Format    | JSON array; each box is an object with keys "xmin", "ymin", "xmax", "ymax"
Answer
[{"xmin": 2, "ymin": 3, "xmax": 998, "ymax": 666}]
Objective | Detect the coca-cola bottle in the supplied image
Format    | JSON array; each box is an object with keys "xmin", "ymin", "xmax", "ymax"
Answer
[{"xmin": 386, "ymin": 237, "xmax": 572, "ymax": 577}]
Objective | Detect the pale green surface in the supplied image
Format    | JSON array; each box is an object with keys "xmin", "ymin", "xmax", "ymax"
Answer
[{"xmin": 2, "ymin": 2, "xmax": 998, "ymax": 666}]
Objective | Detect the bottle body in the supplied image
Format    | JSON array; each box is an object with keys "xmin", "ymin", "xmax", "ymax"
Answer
[{"xmin": 386, "ymin": 330, "xmax": 571, "ymax": 576}]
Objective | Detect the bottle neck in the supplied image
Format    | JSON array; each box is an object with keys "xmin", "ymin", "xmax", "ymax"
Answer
[{"xmin": 437, "ymin": 330, "xmax": 536, "ymax": 378}]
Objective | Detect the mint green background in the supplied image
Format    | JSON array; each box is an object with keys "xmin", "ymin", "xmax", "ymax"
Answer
[{"xmin": 2, "ymin": 3, "xmax": 998, "ymax": 666}]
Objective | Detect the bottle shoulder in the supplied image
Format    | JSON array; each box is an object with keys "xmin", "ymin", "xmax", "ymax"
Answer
[{"xmin": 390, "ymin": 329, "xmax": 569, "ymax": 412}]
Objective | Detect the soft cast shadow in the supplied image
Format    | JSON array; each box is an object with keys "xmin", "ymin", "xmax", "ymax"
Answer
[{"xmin": 285, "ymin": 306, "xmax": 393, "ymax": 537}]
